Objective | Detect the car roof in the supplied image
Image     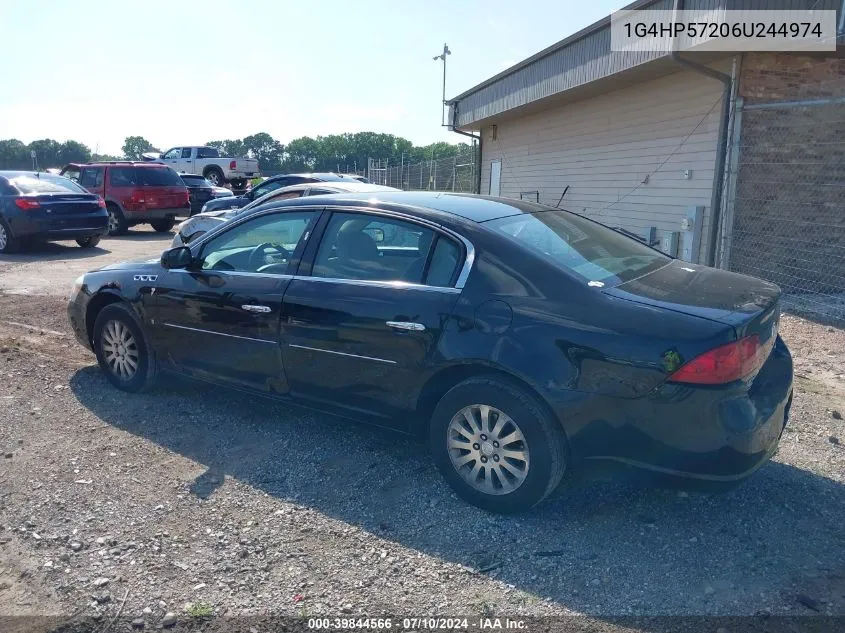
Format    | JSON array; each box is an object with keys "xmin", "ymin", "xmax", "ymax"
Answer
[
  {"xmin": 0, "ymin": 170, "xmax": 71, "ymax": 180},
  {"xmin": 259, "ymin": 191, "xmax": 552, "ymax": 223},
  {"xmin": 70, "ymin": 162, "xmax": 169, "ymax": 168},
  {"xmin": 280, "ymin": 182, "xmax": 398, "ymax": 193},
  {"xmin": 266, "ymin": 172, "xmax": 355, "ymax": 183}
]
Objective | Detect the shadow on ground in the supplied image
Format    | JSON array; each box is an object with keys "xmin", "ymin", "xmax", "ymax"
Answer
[{"xmin": 69, "ymin": 367, "xmax": 845, "ymax": 619}]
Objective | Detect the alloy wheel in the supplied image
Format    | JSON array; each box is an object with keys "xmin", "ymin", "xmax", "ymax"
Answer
[
  {"xmin": 0, "ymin": 223, "xmax": 7, "ymax": 251},
  {"xmin": 108, "ymin": 210, "xmax": 120, "ymax": 233},
  {"xmin": 447, "ymin": 404, "xmax": 530, "ymax": 495},
  {"xmin": 100, "ymin": 320, "xmax": 139, "ymax": 380}
]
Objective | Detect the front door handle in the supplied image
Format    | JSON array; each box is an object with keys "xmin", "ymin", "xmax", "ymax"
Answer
[
  {"xmin": 386, "ymin": 321, "xmax": 425, "ymax": 332},
  {"xmin": 242, "ymin": 304, "xmax": 271, "ymax": 313}
]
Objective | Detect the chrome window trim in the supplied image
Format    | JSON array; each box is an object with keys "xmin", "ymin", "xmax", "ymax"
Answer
[
  {"xmin": 186, "ymin": 203, "xmax": 476, "ymax": 290},
  {"xmin": 163, "ymin": 322, "xmax": 276, "ymax": 345},
  {"xmin": 287, "ymin": 343, "xmax": 396, "ymax": 365}
]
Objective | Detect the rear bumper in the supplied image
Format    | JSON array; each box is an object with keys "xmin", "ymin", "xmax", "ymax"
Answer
[
  {"xmin": 227, "ymin": 172, "xmax": 257, "ymax": 180},
  {"xmin": 8, "ymin": 212, "xmax": 108, "ymax": 241},
  {"xmin": 561, "ymin": 337, "xmax": 794, "ymax": 488},
  {"xmin": 124, "ymin": 207, "xmax": 187, "ymax": 222}
]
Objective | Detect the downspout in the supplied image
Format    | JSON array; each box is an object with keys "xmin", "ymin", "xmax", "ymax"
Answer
[
  {"xmin": 670, "ymin": 0, "xmax": 733, "ymax": 267},
  {"xmin": 448, "ymin": 102, "xmax": 483, "ymax": 194}
]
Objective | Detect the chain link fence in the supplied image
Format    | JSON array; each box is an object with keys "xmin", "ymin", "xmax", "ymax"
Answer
[
  {"xmin": 724, "ymin": 59, "xmax": 845, "ymax": 327},
  {"xmin": 367, "ymin": 147, "xmax": 479, "ymax": 193}
]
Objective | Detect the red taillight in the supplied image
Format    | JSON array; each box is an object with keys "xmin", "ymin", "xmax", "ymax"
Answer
[
  {"xmin": 229, "ymin": 160, "xmax": 237, "ymax": 170},
  {"xmin": 15, "ymin": 198, "xmax": 40, "ymax": 210},
  {"xmin": 97, "ymin": 196, "xmax": 106, "ymax": 208},
  {"xmin": 130, "ymin": 188, "xmax": 146, "ymax": 205},
  {"xmin": 669, "ymin": 335, "xmax": 762, "ymax": 385}
]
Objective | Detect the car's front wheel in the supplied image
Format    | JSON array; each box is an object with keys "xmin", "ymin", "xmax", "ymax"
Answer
[
  {"xmin": 92, "ymin": 303, "xmax": 156, "ymax": 393},
  {"xmin": 0, "ymin": 218, "xmax": 19, "ymax": 254},
  {"xmin": 429, "ymin": 376, "xmax": 568, "ymax": 513}
]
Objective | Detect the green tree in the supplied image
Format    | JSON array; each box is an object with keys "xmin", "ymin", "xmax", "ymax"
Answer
[
  {"xmin": 122, "ymin": 136, "xmax": 158, "ymax": 160},
  {"xmin": 241, "ymin": 132, "xmax": 284, "ymax": 171},
  {"xmin": 57, "ymin": 140, "xmax": 92, "ymax": 165},
  {"xmin": 0, "ymin": 139, "xmax": 30, "ymax": 169}
]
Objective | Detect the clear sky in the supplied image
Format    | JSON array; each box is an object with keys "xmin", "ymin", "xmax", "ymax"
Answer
[{"xmin": 0, "ymin": 0, "xmax": 622, "ymax": 155}]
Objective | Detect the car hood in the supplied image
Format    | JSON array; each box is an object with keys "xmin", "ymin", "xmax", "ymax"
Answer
[
  {"xmin": 602, "ymin": 259, "xmax": 781, "ymax": 329},
  {"xmin": 93, "ymin": 257, "xmax": 163, "ymax": 273}
]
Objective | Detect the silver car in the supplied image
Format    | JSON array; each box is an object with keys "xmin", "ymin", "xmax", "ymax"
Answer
[{"xmin": 171, "ymin": 181, "xmax": 399, "ymax": 247}]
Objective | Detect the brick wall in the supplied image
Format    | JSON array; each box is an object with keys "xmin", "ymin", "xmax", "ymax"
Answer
[{"xmin": 728, "ymin": 53, "xmax": 845, "ymax": 323}]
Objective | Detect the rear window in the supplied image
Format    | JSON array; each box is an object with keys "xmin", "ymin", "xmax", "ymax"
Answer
[
  {"xmin": 485, "ymin": 210, "xmax": 670, "ymax": 287},
  {"xmin": 197, "ymin": 147, "xmax": 219, "ymax": 159},
  {"xmin": 138, "ymin": 167, "xmax": 186, "ymax": 187},
  {"xmin": 9, "ymin": 174, "xmax": 87, "ymax": 194},
  {"xmin": 180, "ymin": 175, "xmax": 210, "ymax": 186}
]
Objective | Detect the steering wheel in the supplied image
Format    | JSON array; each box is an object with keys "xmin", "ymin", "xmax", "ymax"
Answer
[{"xmin": 248, "ymin": 242, "xmax": 289, "ymax": 271}]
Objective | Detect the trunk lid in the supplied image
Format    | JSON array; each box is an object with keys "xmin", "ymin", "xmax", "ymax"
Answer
[
  {"xmin": 603, "ymin": 260, "xmax": 782, "ymax": 341},
  {"xmin": 33, "ymin": 193, "xmax": 101, "ymax": 215}
]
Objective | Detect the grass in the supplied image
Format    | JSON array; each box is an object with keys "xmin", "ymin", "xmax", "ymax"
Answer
[{"xmin": 186, "ymin": 602, "xmax": 214, "ymax": 618}]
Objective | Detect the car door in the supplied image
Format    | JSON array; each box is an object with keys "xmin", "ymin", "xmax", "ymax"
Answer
[
  {"xmin": 280, "ymin": 208, "xmax": 467, "ymax": 420},
  {"xmin": 162, "ymin": 148, "xmax": 182, "ymax": 170},
  {"xmin": 78, "ymin": 166, "xmax": 105, "ymax": 198},
  {"xmin": 178, "ymin": 147, "xmax": 194, "ymax": 173},
  {"xmin": 152, "ymin": 208, "xmax": 322, "ymax": 393}
]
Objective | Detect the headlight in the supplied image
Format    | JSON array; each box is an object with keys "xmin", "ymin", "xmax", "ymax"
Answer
[{"xmin": 69, "ymin": 275, "xmax": 85, "ymax": 301}]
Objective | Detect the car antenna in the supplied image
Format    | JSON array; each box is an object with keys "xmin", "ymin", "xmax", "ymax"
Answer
[{"xmin": 554, "ymin": 185, "xmax": 569, "ymax": 208}]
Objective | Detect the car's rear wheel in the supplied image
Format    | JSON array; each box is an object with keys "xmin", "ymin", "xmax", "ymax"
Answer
[
  {"xmin": 230, "ymin": 178, "xmax": 247, "ymax": 191},
  {"xmin": 92, "ymin": 303, "xmax": 156, "ymax": 393},
  {"xmin": 106, "ymin": 204, "xmax": 128, "ymax": 236},
  {"xmin": 204, "ymin": 167, "xmax": 224, "ymax": 186},
  {"xmin": 429, "ymin": 376, "xmax": 567, "ymax": 513},
  {"xmin": 76, "ymin": 235, "xmax": 102, "ymax": 248},
  {"xmin": 0, "ymin": 219, "xmax": 19, "ymax": 254},
  {"xmin": 150, "ymin": 219, "xmax": 176, "ymax": 233}
]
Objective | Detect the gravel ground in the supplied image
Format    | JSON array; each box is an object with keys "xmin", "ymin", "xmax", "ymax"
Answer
[{"xmin": 1, "ymin": 241, "xmax": 844, "ymax": 632}]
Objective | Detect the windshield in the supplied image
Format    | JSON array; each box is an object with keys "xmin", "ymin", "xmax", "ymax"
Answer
[
  {"xmin": 180, "ymin": 175, "xmax": 211, "ymax": 187},
  {"xmin": 486, "ymin": 210, "xmax": 670, "ymax": 287},
  {"xmin": 139, "ymin": 167, "xmax": 185, "ymax": 187},
  {"xmin": 9, "ymin": 174, "xmax": 87, "ymax": 194}
]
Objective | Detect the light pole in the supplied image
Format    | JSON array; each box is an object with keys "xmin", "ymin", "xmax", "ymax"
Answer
[{"xmin": 433, "ymin": 43, "xmax": 451, "ymax": 127}]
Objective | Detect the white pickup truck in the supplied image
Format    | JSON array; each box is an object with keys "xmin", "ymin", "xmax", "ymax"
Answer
[{"xmin": 143, "ymin": 146, "xmax": 259, "ymax": 189}]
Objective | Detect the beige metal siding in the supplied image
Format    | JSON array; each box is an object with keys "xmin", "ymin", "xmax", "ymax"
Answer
[{"xmin": 480, "ymin": 66, "xmax": 726, "ymax": 263}]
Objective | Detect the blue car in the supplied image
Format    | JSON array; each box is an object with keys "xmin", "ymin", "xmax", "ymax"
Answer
[{"xmin": 0, "ymin": 171, "xmax": 109, "ymax": 254}]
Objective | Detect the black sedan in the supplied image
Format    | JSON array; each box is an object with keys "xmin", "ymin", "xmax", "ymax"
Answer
[
  {"xmin": 179, "ymin": 174, "xmax": 215, "ymax": 216},
  {"xmin": 67, "ymin": 192, "xmax": 793, "ymax": 513},
  {"xmin": 199, "ymin": 173, "xmax": 362, "ymax": 215},
  {"xmin": 0, "ymin": 171, "xmax": 109, "ymax": 254}
]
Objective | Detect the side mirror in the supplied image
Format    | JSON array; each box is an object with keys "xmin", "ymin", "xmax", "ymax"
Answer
[{"xmin": 161, "ymin": 246, "xmax": 193, "ymax": 270}]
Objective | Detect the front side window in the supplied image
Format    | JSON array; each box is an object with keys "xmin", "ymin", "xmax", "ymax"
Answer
[
  {"xmin": 312, "ymin": 212, "xmax": 448, "ymax": 285},
  {"xmin": 79, "ymin": 167, "xmax": 104, "ymax": 189},
  {"xmin": 199, "ymin": 211, "xmax": 317, "ymax": 274},
  {"xmin": 485, "ymin": 210, "xmax": 670, "ymax": 286},
  {"xmin": 163, "ymin": 148, "xmax": 181, "ymax": 160}
]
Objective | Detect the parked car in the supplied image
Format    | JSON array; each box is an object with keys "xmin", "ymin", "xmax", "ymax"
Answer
[
  {"xmin": 68, "ymin": 192, "xmax": 793, "ymax": 513},
  {"xmin": 0, "ymin": 170, "xmax": 108, "ymax": 254},
  {"xmin": 172, "ymin": 181, "xmax": 400, "ymax": 246},
  {"xmin": 199, "ymin": 173, "xmax": 363, "ymax": 215},
  {"xmin": 178, "ymin": 174, "xmax": 214, "ymax": 216},
  {"xmin": 60, "ymin": 162, "xmax": 190, "ymax": 236},
  {"xmin": 211, "ymin": 184, "xmax": 234, "ymax": 199},
  {"xmin": 143, "ymin": 146, "xmax": 259, "ymax": 190},
  {"xmin": 339, "ymin": 173, "xmax": 369, "ymax": 183}
]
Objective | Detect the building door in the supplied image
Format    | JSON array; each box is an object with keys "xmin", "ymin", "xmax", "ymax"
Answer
[{"xmin": 489, "ymin": 160, "xmax": 501, "ymax": 196}]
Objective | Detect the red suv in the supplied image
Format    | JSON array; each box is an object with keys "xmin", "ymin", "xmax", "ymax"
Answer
[{"xmin": 61, "ymin": 162, "xmax": 190, "ymax": 236}]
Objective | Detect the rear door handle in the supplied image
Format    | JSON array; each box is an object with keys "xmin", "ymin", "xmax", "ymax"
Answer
[
  {"xmin": 386, "ymin": 321, "xmax": 425, "ymax": 332},
  {"xmin": 242, "ymin": 304, "xmax": 272, "ymax": 313}
]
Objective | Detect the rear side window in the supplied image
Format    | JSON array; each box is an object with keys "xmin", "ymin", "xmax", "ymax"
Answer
[
  {"xmin": 426, "ymin": 237, "xmax": 461, "ymax": 286},
  {"xmin": 197, "ymin": 147, "xmax": 219, "ymax": 159},
  {"xmin": 109, "ymin": 167, "xmax": 138, "ymax": 187},
  {"xmin": 8, "ymin": 174, "xmax": 86, "ymax": 194},
  {"xmin": 139, "ymin": 167, "xmax": 186, "ymax": 187},
  {"xmin": 486, "ymin": 210, "xmax": 670, "ymax": 287},
  {"xmin": 79, "ymin": 167, "xmax": 104, "ymax": 189},
  {"xmin": 181, "ymin": 148, "xmax": 192, "ymax": 159},
  {"xmin": 0, "ymin": 178, "xmax": 18, "ymax": 195}
]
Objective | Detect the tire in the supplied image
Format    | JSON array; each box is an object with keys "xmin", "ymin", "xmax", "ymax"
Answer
[
  {"xmin": 203, "ymin": 167, "xmax": 224, "ymax": 187},
  {"xmin": 106, "ymin": 204, "xmax": 128, "ymax": 236},
  {"xmin": 150, "ymin": 219, "xmax": 176, "ymax": 233},
  {"xmin": 92, "ymin": 303, "xmax": 157, "ymax": 393},
  {"xmin": 230, "ymin": 179, "xmax": 247, "ymax": 191},
  {"xmin": 429, "ymin": 376, "xmax": 568, "ymax": 513},
  {"xmin": 76, "ymin": 235, "xmax": 102, "ymax": 248},
  {"xmin": 0, "ymin": 218, "xmax": 19, "ymax": 254}
]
